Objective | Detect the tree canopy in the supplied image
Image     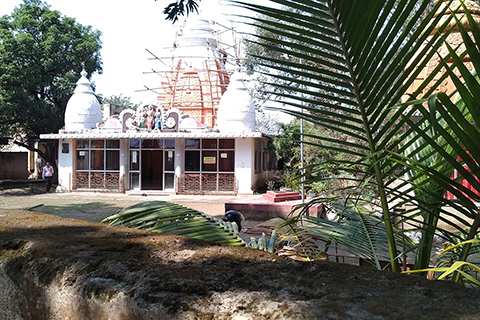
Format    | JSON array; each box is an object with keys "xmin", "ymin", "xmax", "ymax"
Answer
[
  {"xmin": 160, "ymin": 0, "xmax": 201, "ymax": 23},
  {"xmin": 0, "ymin": 0, "xmax": 102, "ymax": 142},
  {"xmin": 102, "ymin": 94, "xmax": 140, "ymax": 109}
]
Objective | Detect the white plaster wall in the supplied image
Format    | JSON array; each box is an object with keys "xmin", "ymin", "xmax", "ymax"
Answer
[
  {"xmin": 56, "ymin": 139, "xmax": 73, "ymax": 192},
  {"xmin": 120, "ymin": 139, "xmax": 128, "ymax": 190},
  {"xmin": 175, "ymin": 139, "xmax": 185, "ymax": 178},
  {"xmin": 235, "ymin": 138, "xmax": 254, "ymax": 194}
]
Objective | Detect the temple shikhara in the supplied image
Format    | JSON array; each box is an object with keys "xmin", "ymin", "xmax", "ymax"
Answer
[{"xmin": 41, "ymin": 17, "xmax": 270, "ymax": 194}]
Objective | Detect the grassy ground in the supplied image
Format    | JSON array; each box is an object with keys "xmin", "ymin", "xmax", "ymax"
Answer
[
  {"xmin": 0, "ymin": 195, "xmax": 138, "ymax": 223},
  {"xmin": 0, "ymin": 183, "xmax": 238, "ymax": 229}
]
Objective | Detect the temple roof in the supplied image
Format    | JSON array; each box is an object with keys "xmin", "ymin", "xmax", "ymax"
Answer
[
  {"xmin": 64, "ymin": 69, "xmax": 102, "ymax": 131},
  {"xmin": 40, "ymin": 131, "xmax": 265, "ymax": 140},
  {"xmin": 217, "ymin": 71, "xmax": 256, "ymax": 133}
]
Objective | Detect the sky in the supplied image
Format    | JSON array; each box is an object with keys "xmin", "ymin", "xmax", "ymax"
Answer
[{"xmin": 0, "ymin": 0, "xmax": 249, "ymax": 105}]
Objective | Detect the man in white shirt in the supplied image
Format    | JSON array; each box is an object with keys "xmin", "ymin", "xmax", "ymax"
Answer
[{"xmin": 42, "ymin": 162, "xmax": 54, "ymax": 192}]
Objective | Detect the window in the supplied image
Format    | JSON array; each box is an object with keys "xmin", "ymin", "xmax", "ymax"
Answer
[
  {"xmin": 76, "ymin": 140, "xmax": 88, "ymax": 149},
  {"xmin": 165, "ymin": 139, "xmax": 175, "ymax": 149},
  {"xmin": 202, "ymin": 139, "xmax": 217, "ymax": 149},
  {"xmin": 185, "ymin": 150, "xmax": 200, "ymax": 171},
  {"xmin": 91, "ymin": 140, "xmax": 104, "ymax": 149},
  {"xmin": 185, "ymin": 139, "xmax": 200, "ymax": 149},
  {"xmin": 219, "ymin": 151, "xmax": 234, "ymax": 172},
  {"xmin": 130, "ymin": 139, "xmax": 140, "ymax": 149},
  {"xmin": 90, "ymin": 150, "xmax": 104, "ymax": 170},
  {"xmin": 142, "ymin": 139, "xmax": 162, "ymax": 149},
  {"xmin": 202, "ymin": 150, "xmax": 217, "ymax": 171},
  {"xmin": 219, "ymin": 139, "xmax": 234, "ymax": 149},
  {"xmin": 182, "ymin": 138, "xmax": 235, "ymax": 192},
  {"xmin": 254, "ymin": 139, "xmax": 262, "ymax": 174},
  {"xmin": 76, "ymin": 150, "xmax": 89, "ymax": 170},
  {"xmin": 74, "ymin": 139, "xmax": 121, "ymax": 190},
  {"xmin": 106, "ymin": 150, "xmax": 120, "ymax": 170},
  {"xmin": 106, "ymin": 140, "xmax": 120, "ymax": 149}
]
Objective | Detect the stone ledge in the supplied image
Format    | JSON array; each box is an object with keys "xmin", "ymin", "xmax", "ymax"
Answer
[{"xmin": 1, "ymin": 209, "xmax": 479, "ymax": 319}]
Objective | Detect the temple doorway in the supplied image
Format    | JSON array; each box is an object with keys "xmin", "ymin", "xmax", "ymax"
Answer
[{"xmin": 141, "ymin": 150, "xmax": 163, "ymax": 190}]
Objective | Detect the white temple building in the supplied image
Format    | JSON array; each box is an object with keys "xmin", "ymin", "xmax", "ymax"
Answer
[{"xmin": 40, "ymin": 19, "xmax": 271, "ymax": 194}]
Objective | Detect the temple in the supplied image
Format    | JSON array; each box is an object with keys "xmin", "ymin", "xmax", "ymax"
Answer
[{"xmin": 40, "ymin": 18, "xmax": 271, "ymax": 194}]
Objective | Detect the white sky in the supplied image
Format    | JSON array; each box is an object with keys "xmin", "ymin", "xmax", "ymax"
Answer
[
  {"xmin": 0, "ymin": 0, "xmax": 249, "ymax": 105},
  {"xmin": 1, "ymin": 0, "xmax": 293, "ymax": 124}
]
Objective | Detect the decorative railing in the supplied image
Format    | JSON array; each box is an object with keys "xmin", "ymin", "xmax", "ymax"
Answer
[
  {"xmin": 73, "ymin": 172, "xmax": 124, "ymax": 193},
  {"xmin": 176, "ymin": 173, "xmax": 236, "ymax": 195}
]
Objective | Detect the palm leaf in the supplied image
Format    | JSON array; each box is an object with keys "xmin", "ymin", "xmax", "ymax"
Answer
[
  {"xmin": 287, "ymin": 199, "xmax": 413, "ymax": 270},
  {"xmin": 102, "ymin": 201, "xmax": 246, "ymax": 247},
  {"xmin": 231, "ymin": 0, "xmax": 460, "ymax": 271}
]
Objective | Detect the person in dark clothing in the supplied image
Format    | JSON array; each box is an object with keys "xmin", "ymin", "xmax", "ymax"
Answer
[{"xmin": 223, "ymin": 210, "xmax": 245, "ymax": 231}]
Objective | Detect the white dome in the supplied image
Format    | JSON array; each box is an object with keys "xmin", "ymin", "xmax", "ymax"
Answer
[
  {"xmin": 178, "ymin": 19, "xmax": 217, "ymax": 48},
  {"xmin": 64, "ymin": 69, "xmax": 102, "ymax": 131},
  {"xmin": 217, "ymin": 71, "xmax": 256, "ymax": 133}
]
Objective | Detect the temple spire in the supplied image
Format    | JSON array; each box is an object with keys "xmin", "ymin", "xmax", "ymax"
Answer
[{"xmin": 64, "ymin": 67, "xmax": 102, "ymax": 131}]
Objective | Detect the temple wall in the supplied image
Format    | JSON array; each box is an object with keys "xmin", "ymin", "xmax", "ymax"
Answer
[
  {"xmin": 235, "ymin": 138, "xmax": 254, "ymax": 194},
  {"xmin": 57, "ymin": 139, "xmax": 73, "ymax": 192}
]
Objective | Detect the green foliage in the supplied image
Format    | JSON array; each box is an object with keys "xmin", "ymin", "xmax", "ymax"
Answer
[
  {"xmin": 103, "ymin": 201, "xmax": 322, "ymax": 261},
  {"xmin": 102, "ymin": 201, "xmax": 246, "ymax": 247},
  {"xmin": 160, "ymin": 0, "xmax": 200, "ymax": 23},
  {"xmin": 436, "ymin": 231, "xmax": 480, "ymax": 270},
  {"xmin": 102, "ymin": 94, "xmax": 140, "ymax": 109},
  {"xmin": 0, "ymin": 0, "xmax": 102, "ymax": 140},
  {"xmin": 233, "ymin": 0, "xmax": 480, "ymax": 276},
  {"xmin": 272, "ymin": 119, "xmax": 363, "ymax": 194},
  {"xmin": 405, "ymin": 239, "xmax": 480, "ymax": 288},
  {"xmin": 288, "ymin": 198, "xmax": 414, "ymax": 270},
  {"xmin": 280, "ymin": 169, "xmax": 301, "ymax": 191}
]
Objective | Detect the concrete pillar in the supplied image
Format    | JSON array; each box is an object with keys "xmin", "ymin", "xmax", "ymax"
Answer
[
  {"xmin": 57, "ymin": 139, "xmax": 73, "ymax": 192},
  {"xmin": 235, "ymin": 137, "xmax": 254, "ymax": 194},
  {"xmin": 120, "ymin": 139, "xmax": 128, "ymax": 190}
]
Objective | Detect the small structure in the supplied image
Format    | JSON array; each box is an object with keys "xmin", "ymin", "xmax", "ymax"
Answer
[
  {"xmin": 0, "ymin": 142, "xmax": 29, "ymax": 180},
  {"xmin": 40, "ymin": 18, "xmax": 271, "ymax": 194}
]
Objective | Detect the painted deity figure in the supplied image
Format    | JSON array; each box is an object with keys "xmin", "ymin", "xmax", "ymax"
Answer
[
  {"xmin": 154, "ymin": 110, "xmax": 162, "ymax": 130},
  {"xmin": 141, "ymin": 109, "xmax": 148, "ymax": 129},
  {"xmin": 146, "ymin": 108, "xmax": 155, "ymax": 130}
]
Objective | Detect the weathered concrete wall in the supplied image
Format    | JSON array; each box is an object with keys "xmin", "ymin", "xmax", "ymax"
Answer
[
  {"xmin": 0, "ymin": 152, "xmax": 28, "ymax": 179},
  {"xmin": 1, "ymin": 209, "xmax": 480, "ymax": 320}
]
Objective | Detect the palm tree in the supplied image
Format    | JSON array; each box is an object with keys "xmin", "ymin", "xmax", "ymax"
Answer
[{"xmin": 231, "ymin": 0, "xmax": 480, "ymax": 274}]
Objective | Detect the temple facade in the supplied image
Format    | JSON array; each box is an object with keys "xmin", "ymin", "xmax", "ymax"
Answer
[{"xmin": 40, "ymin": 19, "xmax": 270, "ymax": 195}]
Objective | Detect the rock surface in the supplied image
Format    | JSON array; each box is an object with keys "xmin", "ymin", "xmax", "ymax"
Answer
[{"xmin": 1, "ymin": 209, "xmax": 480, "ymax": 320}]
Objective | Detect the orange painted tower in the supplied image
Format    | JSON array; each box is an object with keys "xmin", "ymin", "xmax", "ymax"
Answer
[
  {"xmin": 404, "ymin": 0, "xmax": 480, "ymax": 101},
  {"xmin": 150, "ymin": 18, "xmax": 237, "ymax": 128}
]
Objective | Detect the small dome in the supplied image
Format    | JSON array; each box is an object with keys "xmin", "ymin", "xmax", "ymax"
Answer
[
  {"xmin": 64, "ymin": 69, "xmax": 102, "ymax": 131},
  {"xmin": 217, "ymin": 71, "xmax": 256, "ymax": 133}
]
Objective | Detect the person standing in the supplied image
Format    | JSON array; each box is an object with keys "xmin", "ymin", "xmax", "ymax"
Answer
[{"xmin": 42, "ymin": 162, "xmax": 54, "ymax": 192}]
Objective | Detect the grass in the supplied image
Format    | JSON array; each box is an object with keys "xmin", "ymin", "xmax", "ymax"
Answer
[{"xmin": 0, "ymin": 196, "xmax": 141, "ymax": 223}]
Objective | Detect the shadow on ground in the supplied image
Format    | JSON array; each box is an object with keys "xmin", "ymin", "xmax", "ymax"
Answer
[{"xmin": 2, "ymin": 209, "xmax": 480, "ymax": 319}]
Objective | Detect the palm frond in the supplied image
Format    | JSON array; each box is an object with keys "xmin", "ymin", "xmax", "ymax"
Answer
[
  {"xmin": 232, "ymin": 0, "xmax": 480, "ymax": 274},
  {"xmin": 231, "ymin": 0, "xmax": 456, "ymax": 270},
  {"xmin": 102, "ymin": 201, "xmax": 246, "ymax": 247},
  {"xmin": 286, "ymin": 199, "xmax": 414, "ymax": 270}
]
